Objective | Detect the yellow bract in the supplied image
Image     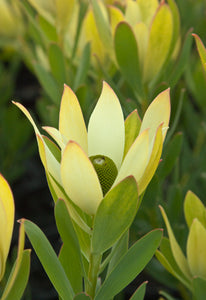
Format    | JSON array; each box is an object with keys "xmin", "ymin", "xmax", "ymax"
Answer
[
  {"xmin": 82, "ymin": 0, "xmax": 178, "ymax": 82},
  {"xmin": 0, "ymin": 174, "xmax": 14, "ymax": 281},
  {"xmin": 14, "ymin": 82, "xmax": 170, "ymax": 215}
]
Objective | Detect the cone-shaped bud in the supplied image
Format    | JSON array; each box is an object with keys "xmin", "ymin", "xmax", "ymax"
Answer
[{"xmin": 90, "ymin": 155, "xmax": 118, "ymax": 195}]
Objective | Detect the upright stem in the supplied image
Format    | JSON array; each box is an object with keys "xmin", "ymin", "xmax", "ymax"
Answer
[{"xmin": 85, "ymin": 252, "xmax": 102, "ymax": 299}]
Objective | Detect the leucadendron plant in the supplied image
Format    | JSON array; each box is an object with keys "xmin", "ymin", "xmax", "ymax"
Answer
[
  {"xmin": 82, "ymin": 0, "xmax": 183, "ymax": 103},
  {"xmin": 0, "ymin": 174, "xmax": 30, "ymax": 300},
  {"xmin": 13, "ymin": 82, "xmax": 170, "ymax": 299},
  {"xmin": 156, "ymin": 191, "xmax": 206, "ymax": 299}
]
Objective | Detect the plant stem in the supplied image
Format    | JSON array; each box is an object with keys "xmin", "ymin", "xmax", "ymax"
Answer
[{"xmin": 85, "ymin": 252, "xmax": 102, "ymax": 299}]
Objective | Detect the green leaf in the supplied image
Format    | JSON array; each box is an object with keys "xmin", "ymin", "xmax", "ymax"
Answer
[
  {"xmin": 94, "ymin": 229, "xmax": 162, "ymax": 300},
  {"xmin": 92, "ymin": 176, "xmax": 138, "ymax": 254},
  {"xmin": 184, "ymin": 191, "xmax": 206, "ymax": 229},
  {"xmin": 73, "ymin": 42, "xmax": 91, "ymax": 91},
  {"xmin": 193, "ymin": 277, "xmax": 206, "ymax": 300},
  {"xmin": 129, "ymin": 281, "xmax": 147, "ymax": 300},
  {"xmin": 1, "ymin": 250, "xmax": 31, "ymax": 300},
  {"xmin": 55, "ymin": 199, "xmax": 84, "ymax": 293},
  {"xmin": 159, "ymin": 206, "xmax": 192, "ymax": 280},
  {"xmin": 107, "ymin": 231, "xmax": 129, "ymax": 276},
  {"xmin": 48, "ymin": 43, "xmax": 67, "ymax": 86},
  {"xmin": 33, "ymin": 63, "xmax": 61, "ymax": 104},
  {"xmin": 114, "ymin": 22, "xmax": 143, "ymax": 98},
  {"xmin": 72, "ymin": 223, "xmax": 91, "ymax": 263},
  {"xmin": 158, "ymin": 132, "xmax": 183, "ymax": 179},
  {"xmin": 23, "ymin": 219, "xmax": 74, "ymax": 300},
  {"xmin": 43, "ymin": 135, "xmax": 61, "ymax": 163}
]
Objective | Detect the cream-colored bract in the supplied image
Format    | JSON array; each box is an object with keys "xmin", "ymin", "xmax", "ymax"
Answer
[
  {"xmin": 14, "ymin": 81, "xmax": 170, "ymax": 215},
  {"xmin": 0, "ymin": 174, "xmax": 14, "ymax": 281}
]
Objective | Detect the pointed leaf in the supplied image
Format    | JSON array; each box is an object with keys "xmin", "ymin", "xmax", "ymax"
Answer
[
  {"xmin": 94, "ymin": 229, "xmax": 162, "ymax": 300},
  {"xmin": 59, "ymin": 84, "xmax": 88, "ymax": 153},
  {"xmin": 129, "ymin": 281, "xmax": 147, "ymax": 300},
  {"xmin": 193, "ymin": 34, "xmax": 206, "ymax": 73},
  {"xmin": 184, "ymin": 191, "xmax": 206, "ymax": 229},
  {"xmin": 155, "ymin": 237, "xmax": 191, "ymax": 290},
  {"xmin": 114, "ymin": 130, "xmax": 149, "ymax": 187},
  {"xmin": 23, "ymin": 219, "xmax": 74, "ymax": 299},
  {"xmin": 139, "ymin": 88, "xmax": 171, "ymax": 143},
  {"xmin": 159, "ymin": 206, "xmax": 191, "ymax": 280},
  {"xmin": 92, "ymin": 176, "xmax": 138, "ymax": 254},
  {"xmin": 13, "ymin": 102, "xmax": 61, "ymax": 184}
]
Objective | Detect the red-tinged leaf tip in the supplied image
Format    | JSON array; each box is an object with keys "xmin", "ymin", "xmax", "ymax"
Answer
[{"xmin": 17, "ymin": 218, "xmax": 26, "ymax": 224}]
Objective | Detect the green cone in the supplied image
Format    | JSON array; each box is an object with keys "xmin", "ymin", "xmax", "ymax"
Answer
[{"xmin": 90, "ymin": 155, "xmax": 118, "ymax": 195}]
